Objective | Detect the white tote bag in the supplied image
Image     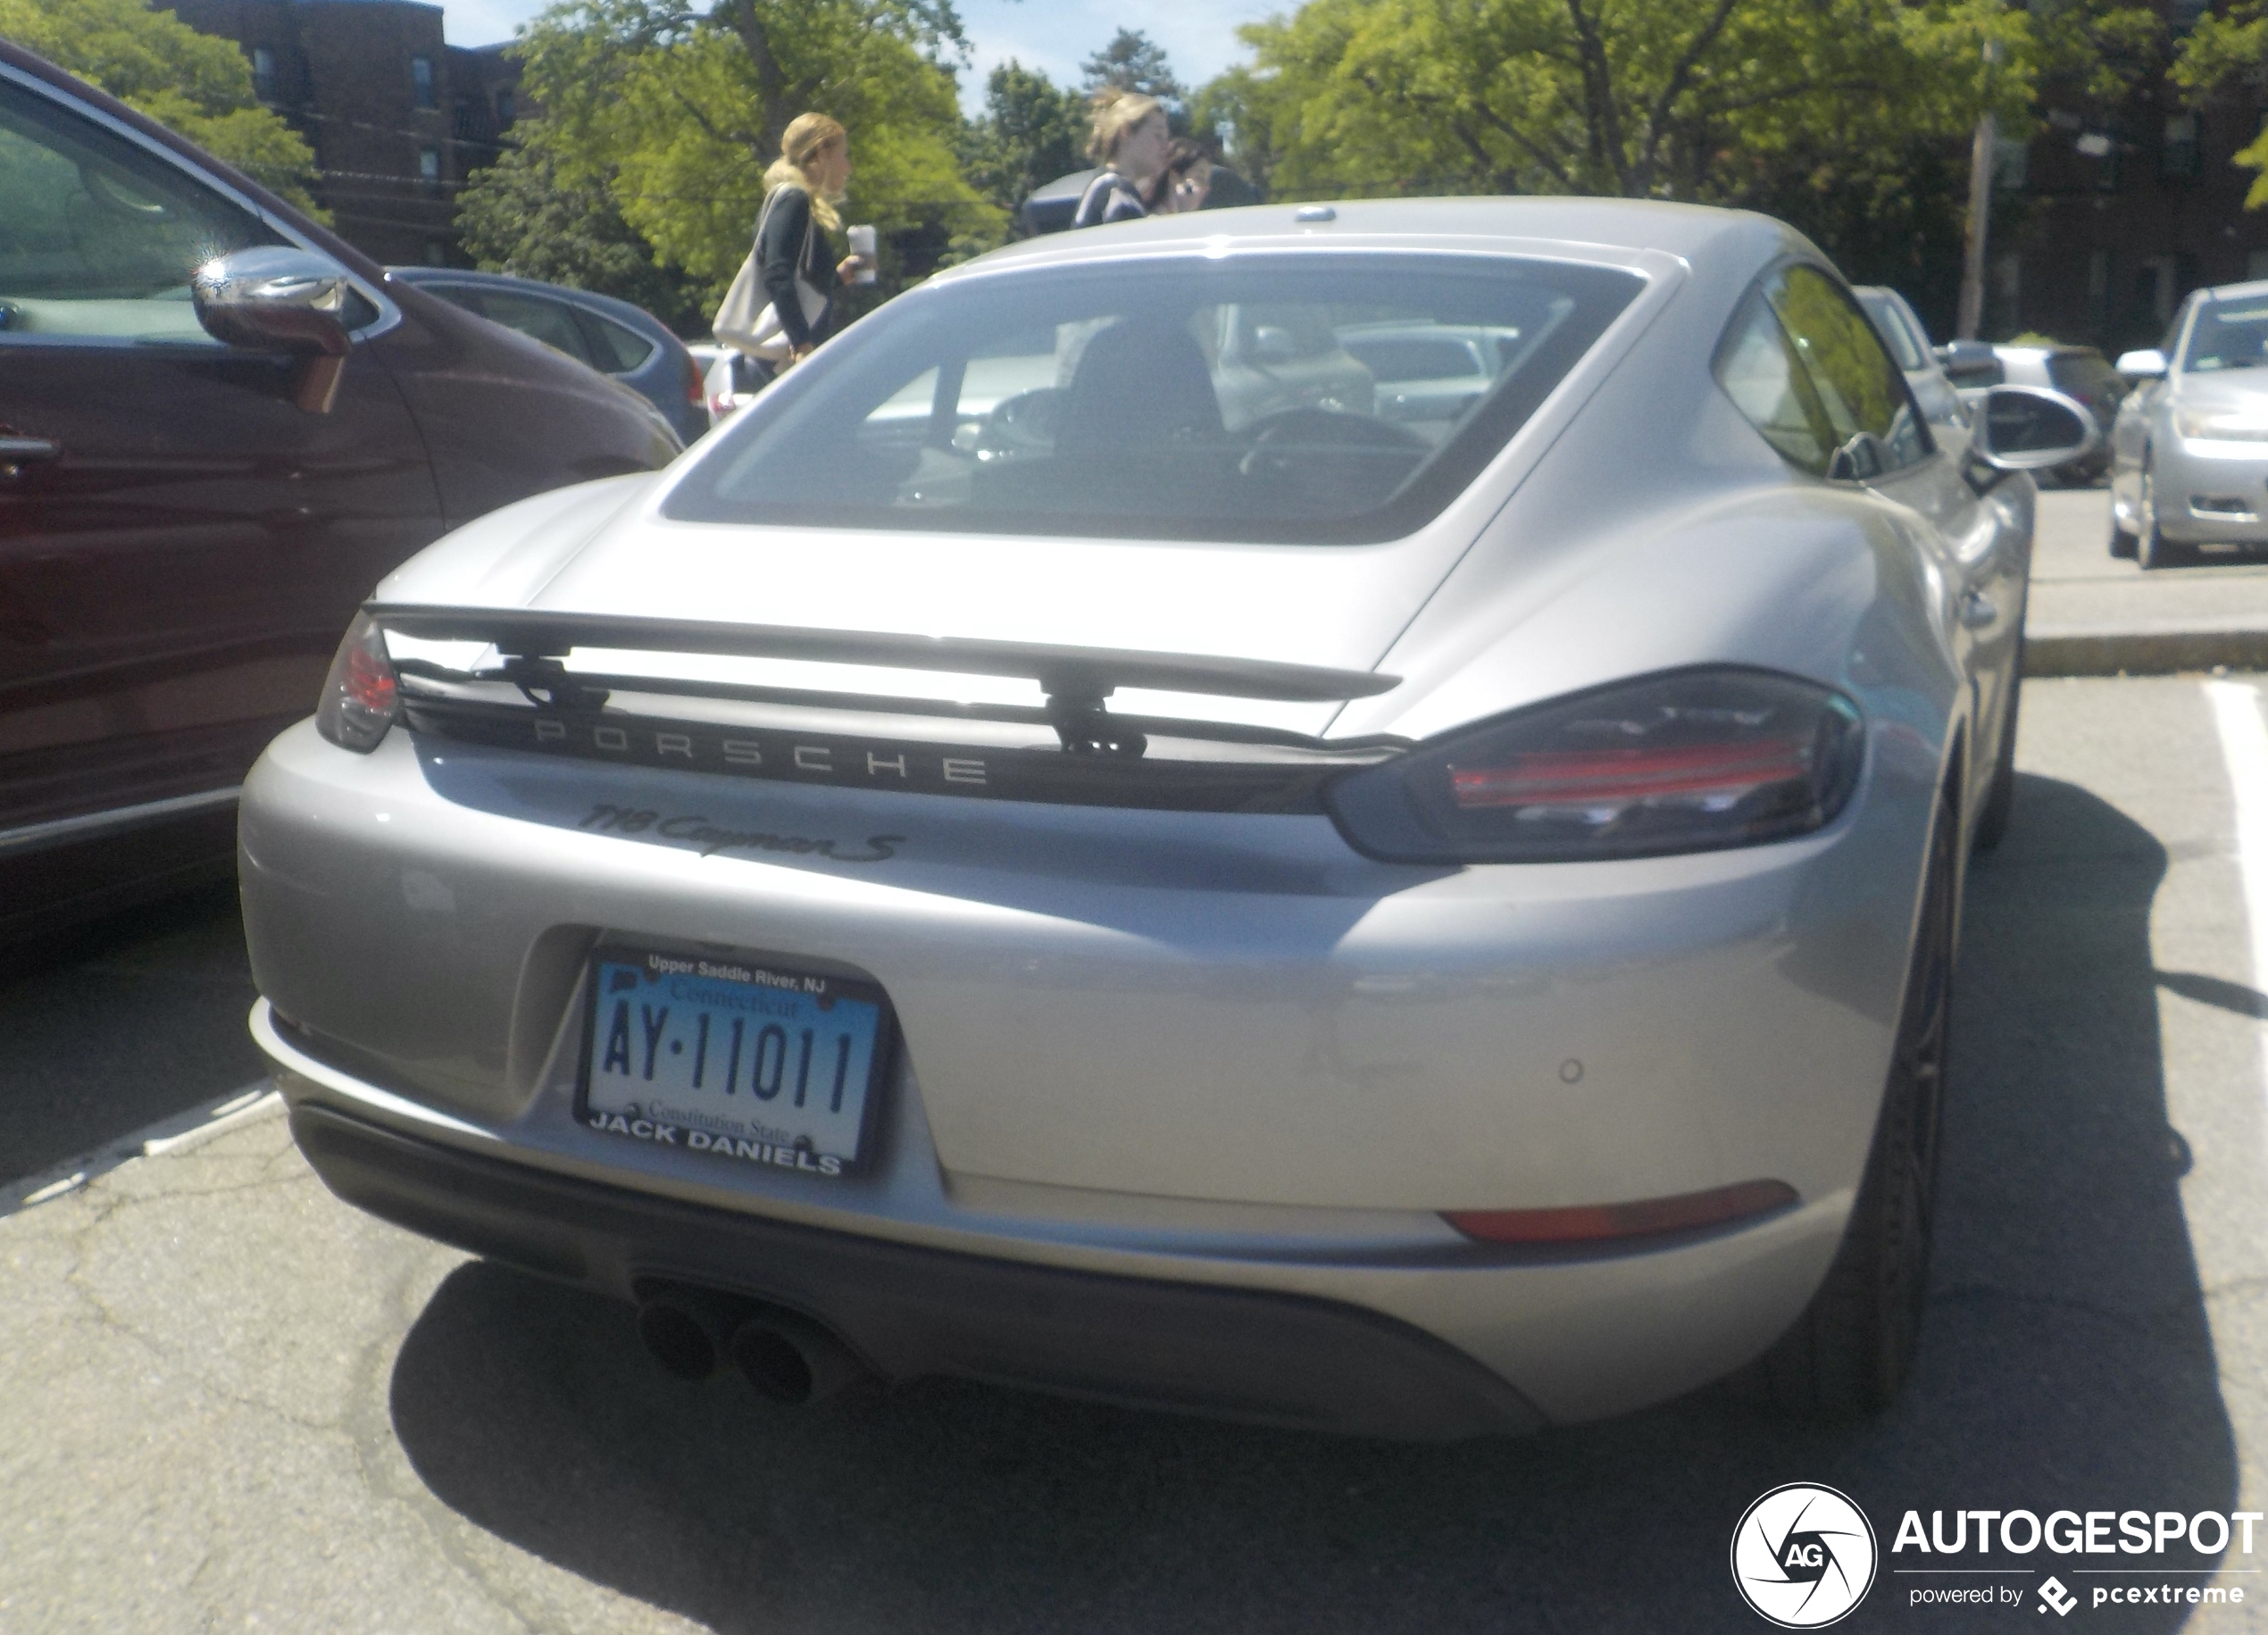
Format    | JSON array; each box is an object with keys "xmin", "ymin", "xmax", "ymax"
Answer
[{"xmin": 713, "ymin": 187, "xmax": 828, "ymax": 363}]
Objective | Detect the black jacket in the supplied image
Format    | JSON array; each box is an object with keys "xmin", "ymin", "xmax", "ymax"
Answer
[
  {"xmin": 755, "ymin": 184, "xmax": 840, "ymax": 351},
  {"xmin": 1071, "ymin": 170, "xmax": 1147, "ymax": 229}
]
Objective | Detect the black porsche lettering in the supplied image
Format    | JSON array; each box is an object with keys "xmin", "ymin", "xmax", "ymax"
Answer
[{"xmin": 523, "ymin": 713, "xmax": 990, "ymax": 795}]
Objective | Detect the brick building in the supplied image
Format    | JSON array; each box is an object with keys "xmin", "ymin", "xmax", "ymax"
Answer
[
  {"xmin": 161, "ymin": 0, "xmax": 519, "ymax": 266},
  {"xmin": 1996, "ymin": 95, "xmax": 2268, "ymax": 355},
  {"xmin": 1951, "ymin": 0, "xmax": 2266, "ymax": 353}
]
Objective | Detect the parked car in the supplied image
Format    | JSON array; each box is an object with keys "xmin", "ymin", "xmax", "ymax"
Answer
[
  {"xmin": 1851, "ymin": 286, "xmax": 1967, "ymax": 431},
  {"xmin": 1020, "ymin": 166, "xmax": 1263, "ymax": 234},
  {"xmin": 1985, "ymin": 345, "xmax": 2124, "ymax": 484},
  {"xmin": 1337, "ymin": 322, "xmax": 1530, "ymax": 431},
  {"xmin": 2111, "ymin": 280, "xmax": 2268, "ymax": 568},
  {"xmin": 0, "ymin": 41, "xmax": 680, "ymax": 941},
  {"xmin": 389, "ymin": 266, "xmax": 708, "ymax": 446},
  {"xmin": 243, "ymin": 197, "xmax": 2091, "ymax": 1437}
]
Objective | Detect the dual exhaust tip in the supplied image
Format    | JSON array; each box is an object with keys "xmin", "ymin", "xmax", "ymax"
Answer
[{"xmin": 635, "ymin": 1286, "xmax": 866, "ymax": 1405}]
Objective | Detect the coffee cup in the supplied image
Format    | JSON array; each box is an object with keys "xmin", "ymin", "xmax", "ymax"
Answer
[{"xmin": 847, "ymin": 224, "xmax": 877, "ymax": 285}]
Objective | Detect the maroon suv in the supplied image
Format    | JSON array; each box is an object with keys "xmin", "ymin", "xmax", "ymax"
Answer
[{"xmin": 0, "ymin": 43, "xmax": 680, "ymax": 939}]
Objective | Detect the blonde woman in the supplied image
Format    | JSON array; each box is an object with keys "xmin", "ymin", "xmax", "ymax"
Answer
[
  {"xmin": 756, "ymin": 112, "xmax": 868, "ymax": 369},
  {"xmin": 1071, "ymin": 89, "xmax": 1169, "ymax": 229}
]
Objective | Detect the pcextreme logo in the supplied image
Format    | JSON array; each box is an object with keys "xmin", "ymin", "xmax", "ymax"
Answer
[{"xmin": 1731, "ymin": 1484, "xmax": 1879, "ymax": 1628}]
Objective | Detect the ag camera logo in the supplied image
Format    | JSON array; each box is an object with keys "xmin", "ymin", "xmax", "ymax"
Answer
[{"xmin": 1732, "ymin": 1483, "xmax": 1878, "ymax": 1627}]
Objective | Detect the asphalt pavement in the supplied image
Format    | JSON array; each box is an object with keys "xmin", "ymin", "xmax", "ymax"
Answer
[{"xmin": 6, "ymin": 495, "xmax": 2268, "ymax": 1631}]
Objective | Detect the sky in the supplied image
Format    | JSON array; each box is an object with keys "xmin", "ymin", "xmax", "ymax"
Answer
[{"xmin": 437, "ymin": 0, "xmax": 1283, "ymax": 105}]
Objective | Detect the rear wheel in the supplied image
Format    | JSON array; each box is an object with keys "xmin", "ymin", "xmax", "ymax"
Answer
[{"xmin": 1750, "ymin": 797, "xmax": 1954, "ymax": 1417}]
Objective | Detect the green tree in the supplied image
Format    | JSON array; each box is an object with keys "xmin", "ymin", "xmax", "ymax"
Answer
[
  {"xmin": 1188, "ymin": 66, "xmax": 1282, "ymax": 193},
  {"xmin": 1230, "ymin": 0, "xmax": 2150, "ymax": 203},
  {"xmin": 0, "ymin": 0, "xmax": 321, "ymax": 211},
  {"xmin": 454, "ymin": 121, "xmax": 708, "ymax": 332},
  {"xmin": 1209, "ymin": 0, "xmax": 2152, "ymax": 321},
  {"xmin": 961, "ymin": 59, "xmax": 1084, "ymax": 215},
  {"xmin": 497, "ymin": 0, "xmax": 996, "ymax": 306},
  {"xmin": 1080, "ymin": 27, "xmax": 1185, "ymax": 110},
  {"xmin": 2175, "ymin": 1, "xmax": 2268, "ymax": 207}
]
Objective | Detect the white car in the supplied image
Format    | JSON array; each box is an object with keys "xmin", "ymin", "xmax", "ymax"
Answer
[
  {"xmin": 2112, "ymin": 281, "xmax": 2268, "ymax": 567},
  {"xmin": 243, "ymin": 198, "xmax": 2090, "ymax": 1437}
]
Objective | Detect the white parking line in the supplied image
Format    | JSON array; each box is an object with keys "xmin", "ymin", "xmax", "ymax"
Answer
[
  {"xmin": 2205, "ymin": 680, "xmax": 2268, "ymax": 1115},
  {"xmin": 0, "ymin": 1080, "xmax": 281, "ymax": 1219}
]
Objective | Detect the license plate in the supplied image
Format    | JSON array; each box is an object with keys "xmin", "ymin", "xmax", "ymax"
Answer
[{"xmin": 578, "ymin": 944, "xmax": 890, "ymax": 1179}]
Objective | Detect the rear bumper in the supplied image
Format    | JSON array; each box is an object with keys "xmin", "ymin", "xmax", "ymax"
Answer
[{"xmin": 290, "ymin": 1099, "xmax": 1547, "ymax": 1440}]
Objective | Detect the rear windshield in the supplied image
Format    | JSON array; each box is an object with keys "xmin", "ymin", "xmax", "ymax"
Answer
[
  {"xmin": 666, "ymin": 253, "xmax": 1643, "ymax": 544},
  {"xmin": 2183, "ymin": 300, "xmax": 2268, "ymax": 373},
  {"xmin": 2045, "ymin": 350, "xmax": 2126, "ymax": 406}
]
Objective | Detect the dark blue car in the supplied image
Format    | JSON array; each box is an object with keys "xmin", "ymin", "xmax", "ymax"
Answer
[{"xmin": 387, "ymin": 266, "xmax": 708, "ymax": 444}]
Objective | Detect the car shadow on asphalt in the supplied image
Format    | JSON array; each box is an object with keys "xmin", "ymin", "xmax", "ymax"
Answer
[
  {"xmin": 0, "ymin": 880, "xmax": 266, "ymax": 1188},
  {"xmin": 386, "ymin": 772, "xmax": 2236, "ymax": 1633}
]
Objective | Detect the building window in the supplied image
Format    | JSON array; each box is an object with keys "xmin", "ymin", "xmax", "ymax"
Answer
[
  {"xmin": 419, "ymin": 146, "xmax": 441, "ymax": 182},
  {"xmin": 252, "ymin": 46, "xmax": 277, "ymax": 102},
  {"xmin": 425, "ymin": 239, "xmax": 446, "ymax": 266},
  {"xmin": 2164, "ymin": 113, "xmax": 2201, "ymax": 179},
  {"xmin": 411, "ymin": 55, "xmax": 437, "ymax": 109},
  {"xmin": 495, "ymin": 88, "xmax": 514, "ymax": 128}
]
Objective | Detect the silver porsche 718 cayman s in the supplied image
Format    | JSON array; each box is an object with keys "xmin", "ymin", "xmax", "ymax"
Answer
[{"xmin": 240, "ymin": 198, "xmax": 2096, "ymax": 1437}]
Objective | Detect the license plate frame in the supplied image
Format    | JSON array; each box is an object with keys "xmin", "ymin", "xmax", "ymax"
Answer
[{"xmin": 574, "ymin": 941, "xmax": 894, "ymax": 1180}]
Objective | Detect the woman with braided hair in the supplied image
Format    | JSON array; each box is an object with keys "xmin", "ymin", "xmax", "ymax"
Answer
[{"xmin": 755, "ymin": 113, "xmax": 870, "ymax": 368}]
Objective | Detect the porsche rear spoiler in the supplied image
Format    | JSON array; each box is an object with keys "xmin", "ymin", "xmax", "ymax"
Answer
[
  {"xmin": 367, "ymin": 605, "xmax": 1401, "ymax": 704},
  {"xmin": 366, "ymin": 603, "xmax": 1402, "ymax": 756}
]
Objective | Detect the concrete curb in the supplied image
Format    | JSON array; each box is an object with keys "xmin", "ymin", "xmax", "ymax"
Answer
[{"xmin": 2028, "ymin": 626, "xmax": 2268, "ymax": 677}]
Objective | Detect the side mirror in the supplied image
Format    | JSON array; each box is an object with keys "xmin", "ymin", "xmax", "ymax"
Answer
[
  {"xmin": 1934, "ymin": 339, "xmax": 2002, "ymax": 388},
  {"xmin": 192, "ymin": 246, "xmax": 354, "ymax": 413},
  {"xmin": 2114, "ymin": 347, "xmax": 2169, "ymax": 381},
  {"xmin": 1972, "ymin": 384, "xmax": 2101, "ymax": 471}
]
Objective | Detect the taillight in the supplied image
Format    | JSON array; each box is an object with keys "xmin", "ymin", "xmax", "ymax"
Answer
[
  {"xmin": 680, "ymin": 342, "xmax": 704, "ymax": 407},
  {"xmin": 315, "ymin": 612, "xmax": 397, "ymax": 752},
  {"xmin": 1445, "ymin": 1179, "xmax": 1797, "ymax": 1245},
  {"xmin": 1326, "ymin": 668, "xmax": 1863, "ymax": 863}
]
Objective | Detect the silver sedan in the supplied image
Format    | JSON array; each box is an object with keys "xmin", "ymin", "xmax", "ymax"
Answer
[
  {"xmin": 2112, "ymin": 279, "xmax": 2268, "ymax": 568},
  {"xmin": 239, "ymin": 199, "xmax": 2092, "ymax": 1438}
]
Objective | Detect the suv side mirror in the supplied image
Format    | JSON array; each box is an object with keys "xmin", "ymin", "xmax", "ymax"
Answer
[
  {"xmin": 1972, "ymin": 384, "xmax": 2100, "ymax": 471},
  {"xmin": 2114, "ymin": 347, "xmax": 2169, "ymax": 381},
  {"xmin": 192, "ymin": 246, "xmax": 355, "ymax": 413}
]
